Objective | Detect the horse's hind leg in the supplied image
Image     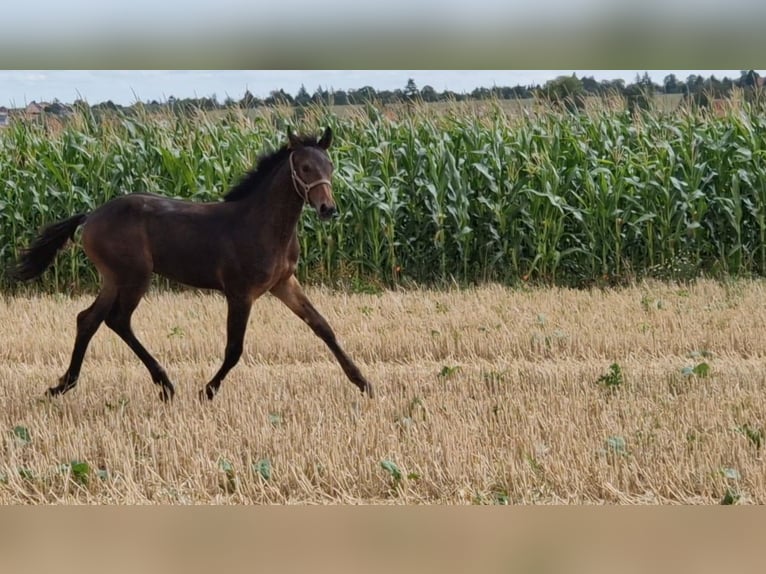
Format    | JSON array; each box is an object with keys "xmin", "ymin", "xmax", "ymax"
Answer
[
  {"xmin": 49, "ymin": 284, "xmax": 117, "ymax": 397},
  {"xmin": 105, "ymin": 280, "xmax": 175, "ymax": 402},
  {"xmin": 201, "ymin": 294, "xmax": 254, "ymax": 400}
]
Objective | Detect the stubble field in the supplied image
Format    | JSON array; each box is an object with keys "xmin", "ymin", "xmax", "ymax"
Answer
[{"xmin": 1, "ymin": 280, "xmax": 765, "ymax": 504}]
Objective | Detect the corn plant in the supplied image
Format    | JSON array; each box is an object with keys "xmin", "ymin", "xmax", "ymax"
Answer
[{"xmin": 3, "ymin": 97, "xmax": 766, "ymax": 292}]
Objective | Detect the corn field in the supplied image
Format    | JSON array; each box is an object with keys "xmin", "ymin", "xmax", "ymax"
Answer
[{"xmin": 2, "ymin": 97, "xmax": 766, "ymax": 292}]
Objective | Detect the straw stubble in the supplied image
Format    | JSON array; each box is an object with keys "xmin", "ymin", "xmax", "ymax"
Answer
[{"xmin": 1, "ymin": 280, "xmax": 765, "ymax": 503}]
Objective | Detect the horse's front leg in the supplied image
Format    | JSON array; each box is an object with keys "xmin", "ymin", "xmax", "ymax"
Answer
[
  {"xmin": 270, "ymin": 275, "xmax": 374, "ymax": 397},
  {"xmin": 201, "ymin": 294, "xmax": 253, "ymax": 400}
]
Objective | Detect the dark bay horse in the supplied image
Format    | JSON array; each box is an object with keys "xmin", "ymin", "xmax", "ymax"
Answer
[{"xmin": 10, "ymin": 127, "xmax": 373, "ymax": 402}]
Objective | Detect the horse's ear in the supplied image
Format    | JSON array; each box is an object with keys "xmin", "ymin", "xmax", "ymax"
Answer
[
  {"xmin": 287, "ymin": 130, "xmax": 302, "ymax": 149},
  {"xmin": 318, "ymin": 127, "xmax": 333, "ymax": 150}
]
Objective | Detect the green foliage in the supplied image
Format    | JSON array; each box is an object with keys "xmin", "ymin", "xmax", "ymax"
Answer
[
  {"xmin": 4, "ymin": 99, "xmax": 766, "ymax": 292},
  {"xmin": 596, "ymin": 363, "xmax": 624, "ymax": 390},
  {"xmin": 379, "ymin": 459, "xmax": 419, "ymax": 491},
  {"xmin": 737, "ymin": 424, "xmax": 763, "ymax": 450},
  {"xmin": 253, "ymin": 459, "xmax": 272, "ymax": 481},
  {"xmin": 12, "ymin": 425, "xmax": 31, "ymax": 444},
  {"xmin": 605, "ymin": 435, "xmax": 628, "ymax": 455},
  {"xmin": 438, "ymin": 365, "xmax": 461, "ymax": 379},
  {"xmin": 67, "ymin": 461, "xmax": 91, "ymax": 485},
  {"xmin": 681, "ymin": 362, "xmax": 711, "ymax": 377},
  {"xmin": 721, "ymin": 488, "xmax": 740, "ymax": 505},
  {"xmin": 380, "ymin": 459, "xmax": 402, "ymax": 482},
  {"xmin": 218, "ymin": 457, "xmax": 236, "ymax": 492}
]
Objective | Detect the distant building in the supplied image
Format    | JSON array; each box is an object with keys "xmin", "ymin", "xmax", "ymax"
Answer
[
  {"xmin": 21, "ymin": 100, "xmax": 74, "ymax": 119},
  {"xmin": 25, "ymin": 101, "xmax": 46, "ymax": 116},
  {"xmin": 0, "ymin": 106, "xmax": 9, "ymax": 127}
]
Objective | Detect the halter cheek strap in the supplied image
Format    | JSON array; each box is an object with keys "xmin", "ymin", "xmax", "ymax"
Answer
[{"xmin": 289, "ymin": 152, "xmax": 332, "ymax": 202}]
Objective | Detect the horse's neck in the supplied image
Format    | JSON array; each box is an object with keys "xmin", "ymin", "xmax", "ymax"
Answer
[{"xmin": 249, "ymin": 166, "xmax": 304, "ymax": 245}]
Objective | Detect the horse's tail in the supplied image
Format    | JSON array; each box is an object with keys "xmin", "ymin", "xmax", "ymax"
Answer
[{"xmin": 8, "ymin": 213, "xmax": 88, "ymax": 282}]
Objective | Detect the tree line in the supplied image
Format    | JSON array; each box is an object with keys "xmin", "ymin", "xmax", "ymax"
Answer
[{"xmin": 76, "ymin": 70, "xmax": 762, "ymax": 114}]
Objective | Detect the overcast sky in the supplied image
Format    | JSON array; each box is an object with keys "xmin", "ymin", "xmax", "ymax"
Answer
[{"xmin": 0, "ymin": 70, "xmax": 754, "ymax": 108}]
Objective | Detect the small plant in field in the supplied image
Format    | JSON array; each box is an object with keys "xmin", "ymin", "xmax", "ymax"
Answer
[
  {"xmin": 605, "ymin": 436, "xmax": 628, "ymax": 456},
  {"xmin": 167, "ymin": 325, "xmax": 185, "ymax": 339},
  {"xmin": 380, "ymin": 459, "xmax": 402, "ymax": 483},
  {"xmin": 491, "ymin": 489, "xmax": 510, "ymax": 505},
  {"xmin": 105, "ymin": 397, "xmax": 130, "ymax": 412},
  {"xmin": 483, "ymin": 370, "xmax": 508, "ymax": 392},
  {"xmin": 640, "ymin": 294, "xmax": 664, "ymax": 312},
  {"xmin": 438, "ymin": 365, "xmax": 461, "ymax": 379},
  {"xmin": 63, "ymin": 461, "xmax": 91, "ymax": 485},
  {"xmin": 12, "ymin": 425, "xmax": 31, "ymax": 445},
  {"xmin": 681, "ymin": 362, "xmax": 710, "ymax": 377},
  {"xmin": 408, "ymin": 397, "xmax": 427, "ymax": 420},
  {"xmin": 349, "ymin": 277, "xmax": 383, "ymax": 295},
  {"xmin": 268, "ymin": 413, "xmax": 282, "ymax": 427},
  {"xmin": 358, "ymin": 305, "xmax": 373, "ymax": 317},
  {"xmin": 218, "ymin": 457, "xmax": 237, "ymax": 492},
  {"xmin": 681, "ymin": 351, "xmax": 712, "ymax": 379},
  {"xmin": 721, "ymin": 488, "xmax": 741, "ymax": 505},
  {"xmin": 380, "ymin": 459, "xmax": 419, "ymax": 492},
  {"xmin": 720, "ymin": 467, "xmax": 742, "ymax": 505},
  {"xmin": 596, "ymin": 363, "xmax": 623, "ymax": 390},
  {"xmin": 18, "ymin": 468, "xmax": 35, "ymax": 481},
  {"xmin": 473, "ymin": 487, "xmax": 509, "ymax": 505},
  {"xmin": 736, "ymin": 424, "xmax": 763, "ymax": 450},
  {"xmin": 253, "ymin": 459, "xmax": 272, "ymax": 481}
]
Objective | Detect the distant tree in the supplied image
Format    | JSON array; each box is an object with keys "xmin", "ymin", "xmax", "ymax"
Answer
[
  {"xmin": 265, "ymin": 89, "xmax": 293, "ymax": 106},
  {"xmin": 599, "ymin": 79, "xmax": 625, "ymax": 95},
  {"xmin": 625, "ymin": 73, "xmax": 655, "ymax": 114},
  {"xmin": 541, "ymin": 74, "xmax": 586, "ymax": 112},
  {"xmin": 295, "ymin": 84, "xmax": 311, "ymax": 107},
  {"xmin": 420, "ymin": 85, "xmax": 438, "ymax": 102},
  {"xmin": 581, "ymin": 76, "xmax": 601, "ymax": 95},
  {"xmin": 663, "ymin": 74, "xmax": 680, "ymax": 94},
  {"xmin": 349, "ymin": 86, "xmax": 377, "ymax": 104},
  {"xmin": 333, "ymin": 89, "xmax": 349, "ymax": 105},
  {"xmin": 471, "ymin": 86, "xmax": 492, "ymax": 100},
  {"xmin": 442, "ymin": 89, "xmax": 466, "ymax": 102},
  {"xmin": 739, "ymin": 69, "xmax": 760, "ymax": 88},
  {"xmin": 93, "ymin": 99, "xmax": 119, "ymax": 112},
  {"xmin": 404, "ymin": 78, "xmax": 418, "ymax": 101},
  {"xmin": 377, "ymin": 90, "xmax": 398, "ymax": 104},
  {"xmin": 311, "ymin": 86, "xmax": 330, "ymax": 105},
  {"xmin": 240, "ymin": 89, "xmax": 258, "ymax": 108}
]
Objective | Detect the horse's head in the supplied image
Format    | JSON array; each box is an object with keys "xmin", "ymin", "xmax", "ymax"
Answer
[{"xmin": 287, "ymin": 127, "xmax": 336, "ymax": 220}]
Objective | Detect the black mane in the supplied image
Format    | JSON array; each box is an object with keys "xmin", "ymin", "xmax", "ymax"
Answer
[{"xmin": 223, "ymin": 134, "xmax": 322, "ymax": 202}]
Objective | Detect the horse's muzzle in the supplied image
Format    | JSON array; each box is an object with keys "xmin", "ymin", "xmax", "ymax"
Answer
[{"xmin": 318, "ymin": 204, "xmax": 337, "ymax": 220}]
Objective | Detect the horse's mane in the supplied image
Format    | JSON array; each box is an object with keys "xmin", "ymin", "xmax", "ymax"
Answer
[{"xmin": 223, "ymin": 134, "xmax": 321, "ymax": 202}]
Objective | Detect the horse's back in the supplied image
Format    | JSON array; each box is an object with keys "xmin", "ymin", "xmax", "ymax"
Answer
[{"xmin": 81, "ymin": 193, "xmax": 227, "ymax": 289}]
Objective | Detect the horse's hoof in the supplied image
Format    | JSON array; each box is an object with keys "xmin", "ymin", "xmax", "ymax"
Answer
[
  {"xmin": 362, "ymin": 382, "xmax": 374, "ymax": 399},
  {"xmin": 200, "ymin": 387, "xmax": 216, "ymax": 401}
]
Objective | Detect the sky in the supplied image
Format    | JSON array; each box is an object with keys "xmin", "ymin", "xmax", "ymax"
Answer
[
  {"xmin": 0, "ymin": 70, "xmax": 755, "ymax": 109},
  {"xmin": 3, "ymin": 0, "xmax": 763, "ymax": 35}
]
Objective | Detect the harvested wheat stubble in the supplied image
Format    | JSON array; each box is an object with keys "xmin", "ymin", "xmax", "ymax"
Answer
[{"xmin": 1, "ymin": 280, "xmax": 765, "ymax": 504}]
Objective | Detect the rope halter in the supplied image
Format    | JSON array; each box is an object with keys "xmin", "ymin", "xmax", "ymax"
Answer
[{"xmin": 289, "ymin": 152, "xmax": 332, "ymax": 203}]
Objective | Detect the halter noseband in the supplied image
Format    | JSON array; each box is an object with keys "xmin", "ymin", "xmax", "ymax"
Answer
[{"xmin": 289, "ymin": 152, "xmax": 332, "ymax": 202}]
